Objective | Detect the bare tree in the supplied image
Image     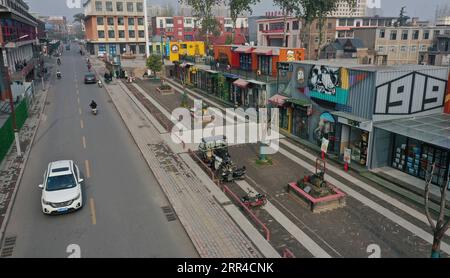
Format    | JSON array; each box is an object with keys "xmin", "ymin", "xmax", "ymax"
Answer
[{"xmin": 424, "ymin": 163, "xmax": 450, "ymax": 258}]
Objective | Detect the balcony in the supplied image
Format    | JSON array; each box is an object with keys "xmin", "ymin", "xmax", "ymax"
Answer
[
  {"xmin": 212, "ymin": 65, "xmax": 278, "ymax": 83},
  {"xmin": 261, "ymin": 29, "xmax": 285, "ymax": 34}
]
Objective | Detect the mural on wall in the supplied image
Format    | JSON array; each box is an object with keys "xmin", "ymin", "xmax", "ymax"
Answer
[
  {"xmin": 306, "ymin": 65, "xmax": 368, "ymax": 105},
  {"xmin": 309, "ymin": 65, "xmax": 340, "ymax": 96},
  {"xmin": 374, "ymin": 71, "xmax": 447, "ymax": 116},
  {"xmin": 314, "ymin": 112, "xmax": 336, "ymax": 146}
]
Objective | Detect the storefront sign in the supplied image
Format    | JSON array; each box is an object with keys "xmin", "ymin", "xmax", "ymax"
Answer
[
  {"xmin": 321, "ymin": 138, "xmax": 329, "ymax": 154},
  {"xmin": 344, "ymin": 148, "xmax": 352, "ymax": 164},
  {"xmin": 338, "ymin": 117, "xmax": 372, "ymax": 132}
]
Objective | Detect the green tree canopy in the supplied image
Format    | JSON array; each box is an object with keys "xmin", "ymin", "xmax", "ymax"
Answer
[{"xmin": 146, "ymin": 55, "xmax": 163, "ymax": 77}]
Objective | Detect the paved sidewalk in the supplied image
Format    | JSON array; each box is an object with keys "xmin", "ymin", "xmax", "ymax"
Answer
[
  {"xmin": 0, "ymin": 89, "xmax": 48, "ymax": 243},
  {"xmin": 100, "ymin": 76, "xmax": 263, "ymax": 257}
]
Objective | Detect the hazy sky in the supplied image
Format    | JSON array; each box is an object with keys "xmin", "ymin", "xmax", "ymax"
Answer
[{"xmin": 25, "ymin": 0, "xmax": 450, "ymax": 22}]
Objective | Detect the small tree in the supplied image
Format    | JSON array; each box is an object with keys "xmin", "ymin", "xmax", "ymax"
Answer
[
  {"xmin": 146, "ymin": 54, "xmax": 163, "ymax": 78},
  {"xmin": 424, "ymin": 163, "xmax": 450, "ymax": 258}
]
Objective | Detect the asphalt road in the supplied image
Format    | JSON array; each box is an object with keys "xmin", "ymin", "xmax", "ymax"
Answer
[{"xmin": 2, "ymin": 45, "xmax": 198, "ymax": 258}]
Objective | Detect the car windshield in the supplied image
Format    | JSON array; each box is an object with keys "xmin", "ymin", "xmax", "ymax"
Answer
[{"xmin": 46, "ymin": 174, "xmax": 76, "ymax": 191}]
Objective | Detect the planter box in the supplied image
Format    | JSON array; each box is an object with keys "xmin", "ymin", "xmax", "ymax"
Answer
[
  {"xmin": 156, "ymin": 87, "xmax": 173, "ymax": 95},
  {"xmin": 287, "ymin": 182, "xmax": 346, "ymax": 213}
]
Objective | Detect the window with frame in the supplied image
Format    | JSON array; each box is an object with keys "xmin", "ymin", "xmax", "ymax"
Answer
[
  {"xmin": 185, "ymin": 19, "xmax": 192, "ymax": 24},
  {"xmin": 106, "ymin": 1, "xmax": 113, "ymax": 11},
  {"xmin": 390, "ymin": 30, "xmax": 397, "ymax": 40},
  {"xmin": 116, "ymin": 2, "xmax": 123, "ymax": 11},
  {"xmin": 412, "ymin": 30, "xmax": 419, "ymax": 40},
  {"xmin": 239, "ymin": 54, "xmax": 252, "ymax": 71},
  {"xmin": 338, "ymin": 18, "xmax": 346, "ymax": 27},
  {"xmin": 258, "ymin": 55, "xmax": 272, "ymax": 75},
  {"xmin": 107, "ymin": 17, "xmax": 114, "ymax": 26},
  {"xmin": 347, "ymin": 19, "xmax": 354, "ymax": 26},
  {"xmin": 118, "ymin": 17, "xmax": 124, "ymax": 25},
  {"xmin": 119, "ymin": 30, "xmax": 125, "ymax": 38},
  {"xmin": 363, "ymin": 19, "xmax": 370, "ymax": 26},
  {"xmin": 136, "ymin": 2, "xmax": 143, "ymax": 12},
  {"xmin": 160, "ymin": 19, "xmax": 163, "ymax": 28},
  {"xmin": 433, "ymin": 30, "xmax": 440, "ymax": 38},
  {"xmin": 138, "ymin": 30, "xmax": 145, "ymax": 38},
  {"xmin": 292, "ymin": 21, "xmax": 299, "ymax": 30},
  {"xmin": 108, "ymin": 30, "xmax": 115, "ymax": 38},
  {"xmin": 138, "ymin": 18, "xmax": 144, "ymax": 25},
  {"xmin": 400, "ymin": 45, "xmax": 407, "ymax": 52},
  {"xmin": 269, "ymin": 22, "xmax": 284, "ymax": 30},
  {"xmin": 410, "ymin": 45, "xmax": 417, "ymax": 52},
  {"xmin": 401, "ymin": 30, "xmax": 408, "ymax": 40},
  {"xmin": 379, "ymin": 29, "xmax": 385, "ymax": 38},
  {"xmin": 95, "ymin": 1, "xmax": 102, "ymax": 11},
  {"xmin": 166, "ymin": 18, "xmax": 173, "ymax": 24},
  {"xmin": 98, "ymin": 30, "xmax": 105, "ymax": 38},
  {"xmin": 127, "ymin": 2, "xmax": 133, "ymax": 12},
  {"xmin": 423, "ymin": 30, "xmax": 430, "ymax": 40},
  {"xmin": 129, "ymin": 30, "xmax": 135, "ymax": 37},
  {"xmin": 378, "ymin": 46, "xmax": 385, "ymax": 53},
  {"xmin": 128, "ymin": 17, "xmax": 134, "ymax": 25},
  {"xmin": 97, "ymin": 17, "xmax": 104, "ymax": 25}
]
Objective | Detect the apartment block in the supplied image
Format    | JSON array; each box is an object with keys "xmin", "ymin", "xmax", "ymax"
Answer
[
  {"xmin": 152, "ymin": 16, "xmax": 248, "ymax": 43},
  {"xmin": 83, "ymin": 0, "xmax": 146, "ymax": 56},
  {"xmin": 354, "ymin": 26, "xmax": 450, "ymax": 65}
]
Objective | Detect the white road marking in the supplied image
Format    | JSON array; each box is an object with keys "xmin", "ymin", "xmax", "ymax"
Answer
[
  {"xmin": 235, "ymin": 179, "xmax": 331, "ymax": 258},
  {"xmin": 66, "ymin": 244, "xmax": 81, "ymax": 258}
]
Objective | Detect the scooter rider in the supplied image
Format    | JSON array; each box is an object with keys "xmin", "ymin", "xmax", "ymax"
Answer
[
  {"xmin": 89, "ymin": 100, "xmax": 97, "ymax": 110},
  {"xmin": 56, "ymin": 70, "xmax": 62, "ymax": 78},
  {"xmin": 57, "ymin": 58, "xmax": 61, "ymax": 65}
]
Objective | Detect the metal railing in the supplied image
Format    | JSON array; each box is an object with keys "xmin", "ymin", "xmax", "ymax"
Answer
[{"xmin": 188, "ymin": 148, "xmax": 270, "ymax": 241}]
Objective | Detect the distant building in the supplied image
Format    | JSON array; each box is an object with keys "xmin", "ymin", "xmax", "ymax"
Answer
[
  {"xmin": 331, "ymin": 0, "xmax": 368, "ymax": 17},
  {"xmin": 320, "ymin": 38, "xmax": 375, "ymax": 64},
  {"xmin": 420, "ymin": 34, "xmax": 450, "ymax": 66},
  {"xmin": 152, "ymin": 16, "xmax": 248, "ymax": 44},
  {"xmin": 354, "ymin": 25, "xmax": 450, "ymax": 65},
  {"xmin": 436, "ymin": 16, "xmax": 450, "ymax": 26},
  {"xmin": 83, "ymin": 0, "xmax": 146, "ymax": 56}
]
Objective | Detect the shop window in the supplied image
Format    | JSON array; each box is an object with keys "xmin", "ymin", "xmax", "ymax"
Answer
[
  {"xmin": 292, "ymin": 106, "xmax": 308, "ymax": 140},
  {"xmin": 258, "ymin": 55, "xmax": 272, "ymax": 75},
  {"xmin": 239, "ymin": 54, "xmax": 252, "ymax": 71}
]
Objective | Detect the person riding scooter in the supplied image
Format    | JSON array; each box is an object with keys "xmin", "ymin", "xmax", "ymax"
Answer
[
  {"xmin": 97, "ymin": 79, "xmax": 103, "ymax": 87},
  {"xmin": 56, "ymin": 70, "xmax": 62, "ymax": 79},
  {"xmin": 57, "ymin": 58, "xmax": 61, "ymax": 65},
  {"xmin": 89, "ymin": 100, "xmax": 98, "ymax": 115}
]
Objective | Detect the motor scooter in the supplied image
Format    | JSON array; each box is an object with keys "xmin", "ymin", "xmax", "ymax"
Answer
[
  {"xmin": 91, "ymin": 108, "xmax": 98, "ymax": 115},
  {"xmin": 97, "ymin": 80, "xmax": 103, "ymax": 88},
  {"xmin": 56, "ymin": 72, "xmax": 61, "ymax": 79},
  {"xmin": 241, "ymin": 190, "xmax": 267, "ymax": 208}
]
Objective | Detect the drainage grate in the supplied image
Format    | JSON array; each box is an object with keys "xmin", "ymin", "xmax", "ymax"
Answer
[
  {"xmin": 1, "ymin": 236, "xmax": 17, "ymax": 258},
  {"xmin": 161, "ymin": 206, "xmax": 177, "ymax": 222}
]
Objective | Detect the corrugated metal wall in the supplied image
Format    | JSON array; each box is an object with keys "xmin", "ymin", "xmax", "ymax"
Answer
[{"xmin": 346, "ymin": 69, "xmax": 376, "ymax": 120}]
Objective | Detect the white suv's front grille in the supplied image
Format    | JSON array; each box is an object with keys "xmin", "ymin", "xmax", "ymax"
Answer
[{"xmin": 50, "ymin": 200, "xmax": 74, "ymax": 208}]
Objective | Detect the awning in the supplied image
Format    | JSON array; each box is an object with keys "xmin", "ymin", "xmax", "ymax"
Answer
[
  {"xmin": 374, "ymin": 113, "xmax": 450, "ymax": 150},
  {"xmin": 233, "ymin": 79, "xmax": 249, "ymax": 88},
  {"xmin": 268, "ymin": 94, "xmax": 288, "ymax": 106},
  {"xmin": 234, "ymin": 46, "xmax": 253, "ymax": 53},
  {"xmin": 253, "ymin": 48, "xmax": 273, "ymax": 55},
  {"xmin": 285, "ymin": 98, "xmax": 311, "ymax": 107}
]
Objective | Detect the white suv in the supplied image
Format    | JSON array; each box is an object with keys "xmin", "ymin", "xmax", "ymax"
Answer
[{"xmin": 39, "ymin": 160, "xmax": 83, "ymax": 214}]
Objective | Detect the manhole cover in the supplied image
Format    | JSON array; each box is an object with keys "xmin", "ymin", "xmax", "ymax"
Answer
[
  {"xmin": 161, "ymin": 206, "xmax": 177, "ymax": 222},
  {"xmin": 1, "ymin": 235, "xmax": 17, "ymax": 257}
]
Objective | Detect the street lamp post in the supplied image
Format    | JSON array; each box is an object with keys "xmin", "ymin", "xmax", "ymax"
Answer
[{"xmin": 143, "ymin": 0, "xmax": 150, "ymax": 76}]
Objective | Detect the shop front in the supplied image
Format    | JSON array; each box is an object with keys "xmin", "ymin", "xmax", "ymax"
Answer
[
  {"xmin": 232, "ymin": 79, "xmax": 250, "ymax": 107},
  {"xmin": 332, "ymin": 111, "xmax": 372, "ymax": 167},
  {"xmin": 374, "ymin": 113, "xmax": 450, "ymax": 188},
  {"xmin": 286, "ymin": 98, "xmax": 312, "ymax": 140}
]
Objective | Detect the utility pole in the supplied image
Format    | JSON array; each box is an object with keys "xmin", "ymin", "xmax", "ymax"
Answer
[{"xmin": 144, "ymin": 0, "xmax": 151, "ymax": 76}]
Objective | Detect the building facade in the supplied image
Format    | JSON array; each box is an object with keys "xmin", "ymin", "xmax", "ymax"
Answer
[
  {"xmin": 272, "ymin": 60, "xmax": 449, "ymax": 188},
  {"xmin": 256, "ymin": 17, "xmax": 337, "ymax": 60},
  {"xmin": 420, "ymin": 34, "xmax": 450, "ymax": 66},
  {"xmin": 152, "ymin": 16, "xmax": 248, "ymax": 43},
  {"xmin": 83, "ymin": 0, "xmax": 146, "ymax": 56},
  {"xmin": 354, "ymin": 26, "xmax": 450, "ymax": 65},
  {"xmin": 330, "ymin": 0, "xmax": 368, "ymax": 17},
  {"xmin": 0, "ymin": 0, "xmax": 39, "ymax": 101}
]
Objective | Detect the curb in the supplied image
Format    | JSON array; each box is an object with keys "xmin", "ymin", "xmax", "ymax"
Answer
[{"xmin": 0, "ymin": 79, "xmax": 51, "ymax": 247}]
